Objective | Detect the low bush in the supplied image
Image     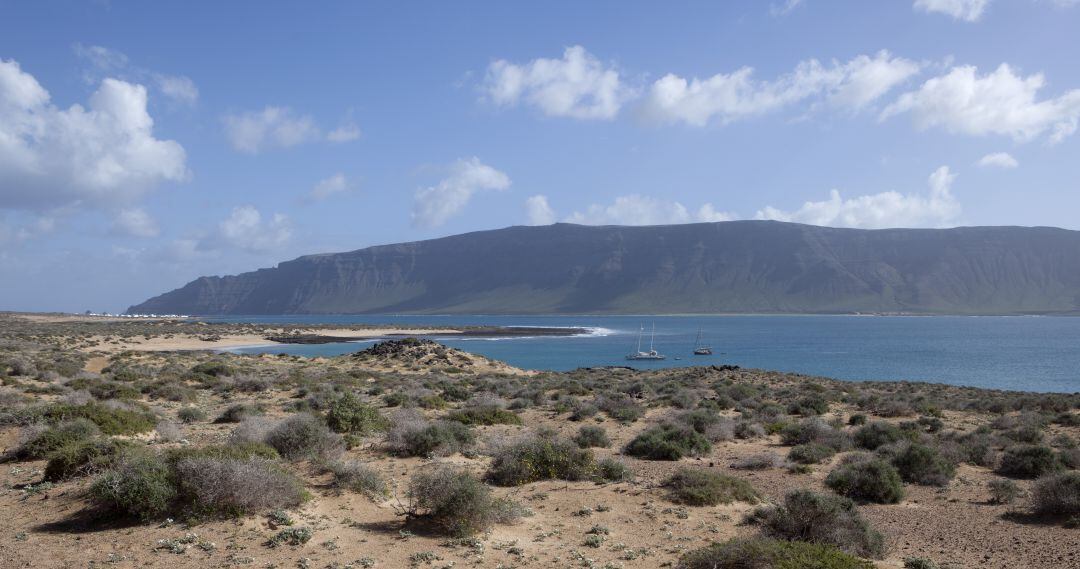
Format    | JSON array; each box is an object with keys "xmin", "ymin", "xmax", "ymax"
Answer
[
  {"xmin": 825, "ymin": 457, "xmax": 905, "ymax": 504},
  {"xmin": 988, "ymin": 479, "xmax": 1021, "ymax": 504},
  {"xmin": 779, "ymin": 419, "xmax": 850, "ymax": 450},
  {"xmin": 408, "ymin": 466, "xmax": 500, "ymax": 537},
  {"xmin": 446, "ymin": 404, "xmax": 523, "ymax": 426},
  {"xmin": 215, "ymin": 403, "xmax": 265, "ymax": 423},
  {"xmin": 388, "ymin": 419, "xmax": 475, "ymax": 457},
  {"xmin": 595, "ymin": 457, "xmax": 633, "ymax": 482},
  {"xmin": 487, "ymin": 433, "xmax": 595, "ymax": 486},
  {"xmin": 325, "ymin": 393, "xmax": 389, "ymax": 434},
  {"xmin": 997, "ymin": 445, "xmax": 1061, "ymax": 479},
  {"xmin": 853, "ymin": 422, "xmax": 905, "ymax": 450},
  {"xmin": 177, "ymin": 407, "xmax": 208, "ymax": 424},
  {"xmin": 327, "ymin": 460, "xmax": 389, "ymax": 500},
  {"xmin": 624, "ymin": 423, "xmax": 711, "ymax": 461},
  {"xmin": 573, "ymin": 425, "xmax": 610, "ymax": 449},
  {"xmin": 1031, "ymin": 471, "xmax": 1080, "ymax": 516},
  {"xmin": 596, "ymin": 393, "xmax": 646, "ymax": 423},
  {"xmin": 663, "ymin": 467, "xmax": 759, "ymax": 506},
  {"xmin": 90, "ymin": 450, "xmax": 176, "ymax": 521},
  {"xmin": 44, "ymin": 438, "xmax": 135, "ymax": 481},
  {"xmin": 265, "ymin": 414, "xmax": 344, "ymax": 461},
  {"xmin": 732, "ymin": 452, "xmax": 786, "ymax": 470},
  {"xmin": 40, "ymin": 402, "xmax": 155, "ymax": 435},
  {"xmin": 749, "ymin": 489, "xmax": 885, "ymax": 558},
  {"xmin": 888, "ymin": 443, "xmax": 956, "ymax": 486},
  {"xmin": 13, "ymin": 418, "xmax": 99, "ymax": 460},
  {"xmin": 173, "ymin": 456, "xmax": 305, "ymax": 518},
  {"xmin": 788, "ymin": 443, "xmax": 836, "ymax": 465},
  {"xmin": 676, "ymin": 537, "xmax": 873, "ymax": 569},
  {"xmin": 191, "ymin": 361, "xmax": 234, "ymax": 377}
]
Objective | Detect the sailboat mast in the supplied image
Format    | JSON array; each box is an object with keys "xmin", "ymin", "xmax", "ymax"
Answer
[
  {"xmin": 650, "ymin": 323, "xmax": 655, "ymax": 351},
  {"xmin": 637, "ymin": 325, "xmax": 643, "ymax": 353}
]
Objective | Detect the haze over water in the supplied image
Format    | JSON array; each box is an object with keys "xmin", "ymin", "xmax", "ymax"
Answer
[{"xmin": 218, "ymin": 314, "xmax": 1080, "ymax": 393}]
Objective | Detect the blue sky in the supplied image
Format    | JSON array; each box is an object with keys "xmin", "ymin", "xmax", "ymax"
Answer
[{"xmin": 2, "ymin": 0, "xmax": 1079, "ymax": 312}]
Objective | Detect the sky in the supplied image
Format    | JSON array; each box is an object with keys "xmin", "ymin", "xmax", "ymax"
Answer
[{"xmin": 1, "ymin": 0, "xmax": 1079, "ymax": 312}]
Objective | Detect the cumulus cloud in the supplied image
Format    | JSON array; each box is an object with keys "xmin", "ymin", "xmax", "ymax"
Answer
[
  {"xmin": 216, "ymin": 206, "xmax": 291, "ymax": 252},
  {"xmin": 411, "ymin": 157, "xmax": 511, "ymax": 228},
  {"xmin": 882, "ymin": 63, "xmax": 1080, "ymax": 143},
  {"xmin": 75, "ymin": 44, "xmax": 198, "ymax": 106},
  {"xmin": 309, "ymin": 173, "xmax": 350, "ymax": 201},
  {"xmin": 755, "ymin": 166, "xmax": 961, "ymax": 229},
  {"xmin": 483, "ymin": 45, "xmax": 632, "ymax": 120},
  {"xmin": 913, "ymin": 0, "xmax": 990, "ymax": 21},
  {"xmin": 977, "ymin": 152, "xmax": 1019, "ymax": 168},
  {"xmin": 0, "ymin": 59, "xmax": 188, "ymax": 212},
  {"xmin": 524, "ymin": 195, "xmax": 556, "ymax": 225},
  {"xmin": 640, "ymin": 51, "xmax": 920, "ymax": 126},
  {"xmin": 326, "ymin": 121, "xmax": 361, "ymax": 143},
  {"xmin": 566, "ymin": 195, "xmax": 735, "ymax": 226},
  {"xmin": 222, "ymin": 106, "xmax": 321, "ymax": 153},
  {"xmin": 112, "ymin": 208, "xmax": 160, "ymax": 237}
]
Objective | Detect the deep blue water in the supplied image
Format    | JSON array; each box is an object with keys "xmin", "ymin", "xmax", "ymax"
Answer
[{"xmin": 213, "ymin": 315, "xmax": 1080, "ymax": 393}]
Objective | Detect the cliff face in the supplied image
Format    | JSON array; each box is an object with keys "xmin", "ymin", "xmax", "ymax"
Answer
[{"xmin": 128, "ymin": 221, "xmax": 1080, "ymax": 315}]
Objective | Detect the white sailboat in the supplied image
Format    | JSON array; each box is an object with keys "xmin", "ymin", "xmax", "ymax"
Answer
[
  {"xmin": 693, "ymin": 327, "xmax": 713, "ymax": 355},
  {"xmin": 626, "ymin": 323, "xmax": 666, "ymax": 360}
]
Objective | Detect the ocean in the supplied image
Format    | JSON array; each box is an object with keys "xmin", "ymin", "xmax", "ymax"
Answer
[{"xmin": 213, "ymin": 314, "xmax": 1080, "ymax": 394}]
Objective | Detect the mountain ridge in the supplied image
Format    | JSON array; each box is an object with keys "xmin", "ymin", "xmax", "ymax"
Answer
[{"xmin": 128, "ymin": 220, "xmax": 1080, "ymax": 316}]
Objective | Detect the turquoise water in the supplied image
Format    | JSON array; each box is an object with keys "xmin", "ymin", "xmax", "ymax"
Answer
[{"xmin": 216, "ymin": 315, "xmax": 1080, "ymax": 393}]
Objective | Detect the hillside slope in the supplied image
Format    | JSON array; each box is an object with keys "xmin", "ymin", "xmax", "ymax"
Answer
[{"xmin": 128, "ymin": 221, "xmax": 1080, "ymax": 315}]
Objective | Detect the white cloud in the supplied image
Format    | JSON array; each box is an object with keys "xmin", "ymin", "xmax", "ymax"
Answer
[
  {"xmin": 73, "ymin": 43, "xmax": 128, "ymax": 73},
  {"xmin": 309, "ymin": 173, "xmax": 350, "ymax": 201},
  {"xmin": 411, "ymin": 157, "xmax": 511, "ymax": 228},
  {"xmin": 566, "ymin": 195, "xmax": 736, "ymax": 226},
  {"xmin": 112, "ymin": 208, "xmax": 160, "ymax": 237},
  {"xmin": 640, "ymin": 51, "xmax": 920, "ymax": 126},
  {"xmin": 755, "ymin": 166, "xmax": 961, "ymax": 229},
  {"xmin": 977, "ymin": 152, "xmax": 1019, "ymax": 168},
  {"xmin": 483, "ymin": 45, "xmax": 631, "ymax": 120},
  {"xmin": 222, "ymin": 106, "xmax": 321, "ymax": 153},
  {"xmin": 524, "ymin": 195, "xmax": 556, "ymax": 225},
  {"xmin": 217, "ymin": 206, "xmax": 291, "ymax": 252},
  {"xmin": 770, "ymin": 0, "xmax": 805, "ymax": 17},
  {"xmin": 882, "ymin": 63, "xmax": 1080, "ymax": 143},
  {"xmin": 0, "ymin": 59, "xmax": 187, "ymax": 212},
  {"xmin": 913, "ymin": 0, "xmax": 990, "ymax": 21},
  {"xmin": 326, "ymin": 121, "xmax": 361, "ymax": 143},
  {"xmin": 155, "ymin": 74, "xmax": 198, "ymax": 106}
]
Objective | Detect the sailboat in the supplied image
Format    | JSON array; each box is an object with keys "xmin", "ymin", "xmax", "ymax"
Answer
[
  {"xmin": 692, "ymin": 327, "xmax": 713, "ymax": 355},
  {"xmin": 626, "ymin": 323, "xmax": 666, "ymax": 360}
]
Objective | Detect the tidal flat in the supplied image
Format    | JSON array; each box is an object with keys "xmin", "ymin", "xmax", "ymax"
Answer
[{"xmin": 0, "ymin": 314, "xmax": 1078, "ymax": 568}]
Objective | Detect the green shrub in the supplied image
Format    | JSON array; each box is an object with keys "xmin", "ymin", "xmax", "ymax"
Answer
[
  {"xmin": 779, "ymin": 419, "xmax": 850, "ymax": 450},
  {"xmin": 408, "ymin": 466, "xmax": 499, "ymax": 537},
  {"xmin": 165, "ymin": 442, "xmax": 280, "ymax": 465},
  {"xmin": 663, "ymin": 467, "xmax": 759, "ymax": 506},
  {"xmin": 676, "ymin": 537, "xmax": 873, "ymax": 569},
  {"xmin": 848, "ymin": 414, "xmax": 868, "ymax": 426},
  {"xmin": 853, "ymin": 422, "xmax": 905, "ymax": 450},
  {"xmin": 825, "ymin": 458, "xmax": 905, "ymax": 504},
  {"xmin": 595, "ymin": 458, "xmax": 633, "ymax": 482},
  {"xmin": 325, "ymin": 393, "xmax": 389, "ymax": 434},
  {"xmin": 40, "ymin": 402, "xmax": 155, "ymax": 435},
  {"xmin": 889, "ymin": 443, "xmax": 956, "ymax": 486},
  {"xmin": 177, "ymin": 407, "xmax": 208, "ymax": 424},
  {"xmin": 624, "ymin": 423, "xmax": 711, "ymax": 461},
  {"xmin": 487, "ymin": 434, "xmax": 595, "ymax": 486},
  {"xmin": 573, "ymin": 425, "xmax": 611, "ymax": 449},
  {"xmin": 788, "ymin": 443, "xmax": 836, "ymax": 465},
  {"xmin": 446, "ymin": 405, "xmax": 523, "ymax": 426},
  {"xmin": 998, "ymin": 445, "xmax": 1061, "ymax": 479},
  {"xmin": 988, "ymin": 478, "xmax": 1021, "ymax": 504},
  {"xmin": 265, "ymin": 414, "xmax": 344, "ymax": 461},
  {"xmin": 268, "ymin": 526, "xmax": 313, "ymax": 547},
  {"xmin": 904, "ymin": 558, "xmax": 940, "ymax": 569},
  {"xmin": 90, "ymin": 450, "xmax": 176, "ymax": 521},
  {"xmin": 788, "ymin": 395, "xmax": 829, "ymax": 416},
  {"xmin": 1031, "ymin": 471, "xmax": 1080, "ymax": 516},
  {"xmin": 191, "ymin": 361, "xmax": 235, "ymax": 377},
  {"xmin": 749, "ymin": 489, "xmax": 884, "ymax": 558},
  {"xmin": 44, "ymin": 438, "xmax": 135, "ymax": 481},
  {"xmin": 13, "ymin": 418, "xmax": 100, "ymax": 460},
  {"xmin": 382, "ymin": 392, "xmax": 409, "ymax": 407}
]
